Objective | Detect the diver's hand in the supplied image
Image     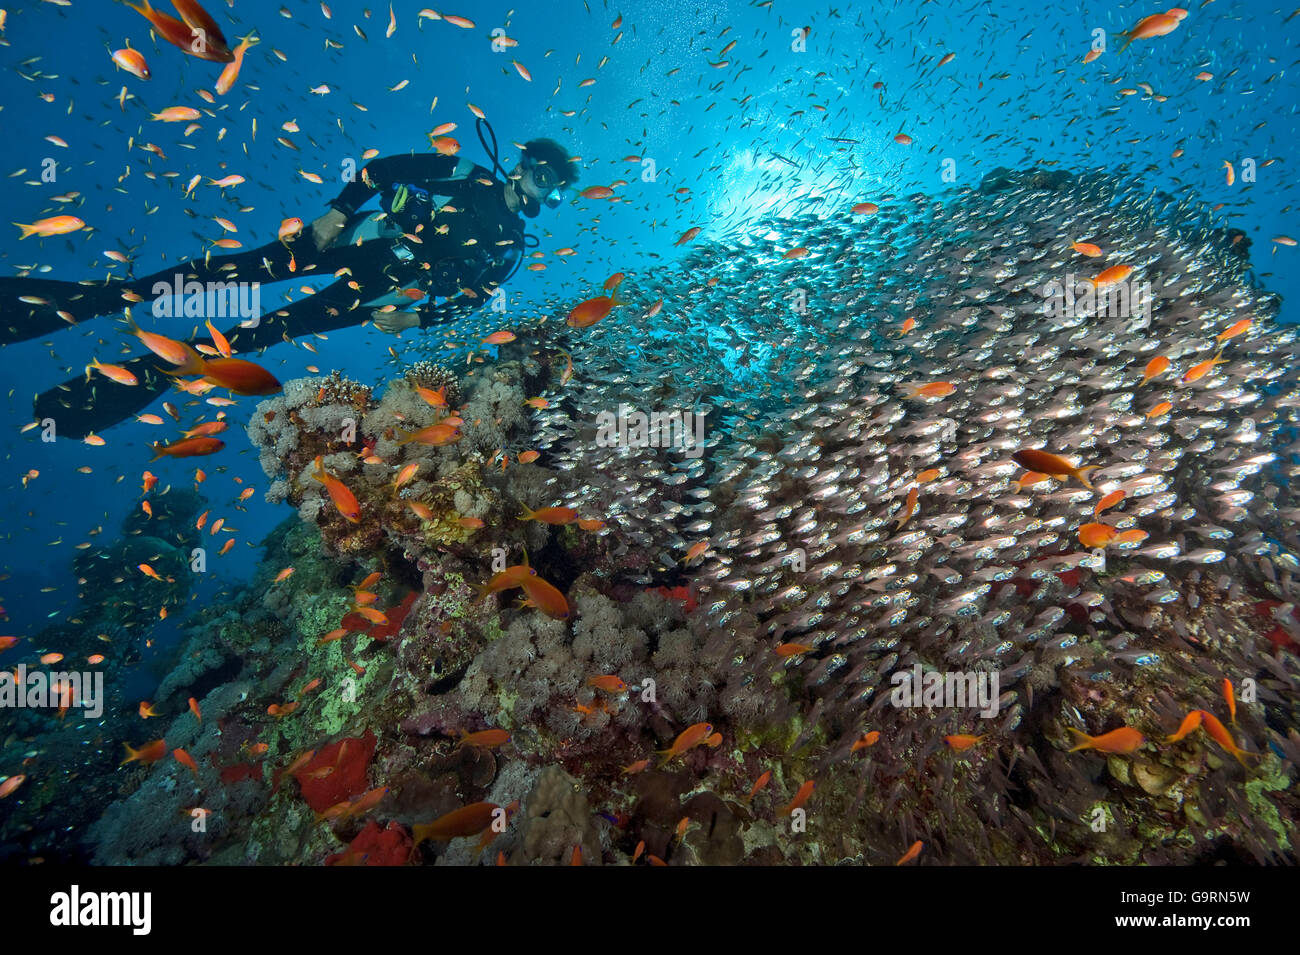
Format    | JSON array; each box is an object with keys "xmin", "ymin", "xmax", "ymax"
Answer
[
  {"xmin": 373, "ymin": 309, "xmax": 420, "ymax": 334},
  {"xmin": 310, "ymin": 208, "xmax": 349, "ymax": 251}
]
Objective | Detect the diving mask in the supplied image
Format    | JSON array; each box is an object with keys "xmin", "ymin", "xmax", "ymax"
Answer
[{"xmin": 523, "ymin": 159, "xmax": 565, "ymax": 209}]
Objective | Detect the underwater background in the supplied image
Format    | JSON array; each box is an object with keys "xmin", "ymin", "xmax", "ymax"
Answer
[{"xmin": 0, "ymin": 0, "xmax": 1297, "ymax": 865}]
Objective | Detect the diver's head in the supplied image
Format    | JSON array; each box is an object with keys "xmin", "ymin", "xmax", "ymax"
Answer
[{"xmin": 510, "ymin": 138, "xmax": 580, "ymax": 218}]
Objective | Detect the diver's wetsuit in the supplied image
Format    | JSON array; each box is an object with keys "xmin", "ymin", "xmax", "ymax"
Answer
[{"xmin": 4, "ymin": 153, "xmax": 526, "ymax": 437}]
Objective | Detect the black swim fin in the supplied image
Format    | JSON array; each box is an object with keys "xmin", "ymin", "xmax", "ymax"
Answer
[
  {"xmin": 33, "ymin": 350, "xmax": 175, "ymax": 440},
  {"xmin": 0, "ymin": 275, "xmax": 128, "ymax": 346}
]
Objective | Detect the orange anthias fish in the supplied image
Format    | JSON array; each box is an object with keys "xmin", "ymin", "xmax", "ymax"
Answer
[
  {"xmin": 124, "ymin": 315, "xmax": 192, "ymax": 366},
  {"xmin": 1066, "ymin": 726, "xmax": 1145, "ymax": 754},
  {"xmin": 566, "ymin": 293, "xmax": 626, "ymax": 329},
  {"xmin": 1118, "ymin": 9, "xmax": 1187, "ymax": 53},
  {"xmin": 475, "ymin": 562, "xmax": 537, "ymax": 600},
  {"xmin": 1198, "ymin": 710, "xmax": 1254, "ymax": 767},
  {"xmin": 1138, "ymin": 355, "xmax": 1169, "ymax": 386},
  {"xmin": 393, "ymin": 462, "xmax": 420, "ymax": 489},
  {"xmin": 163, "ymin": 344, "xmax": 282, "ymax": 395},
  {"xmin": 173, "ymin": 748, "xmax": 199, "ymax": 778},
  {"xmin": 1182, "ymin": 349, "xmax": 1229, "ymax": 384},
  {"xmin": 412, "ymin": 802, "xmax": 499, "ymax": 844},
  {"xmin": 1222, "ymin": 677, "xmax": 1236, "ymax": 724},
  {"xmin": 128, "ymin": 0, "xmax": 235, "ymax": 62},
  {"xmin": 1078, "ymin": 522, "xmax": 1118, "ymax": 548},
  {"xmin": 14, "ymin": 216, "xmax": 86, "ymax": 239},
  {"xmin": 896, "ymin": 840, "xmax": 923, "ymax": 865},
  {"xmin": 775, "ymin": 642, "xmax": 815, "ymax": 657},
  {"xmin": 1093, "ymin": 490, "xmax": 1126, "ymax": 516},
  {"xmin": 415, "ymin": 385, "xmax": 447, "ymax": 408},
  {"xmin": 895, "ymin": 485, "xmax": 920, "ymax": 529},
  {"xmin": 396, "ymin": 423, "xmax": 461, "ymax": 447},
  {"xmin": 657, "ymin": 722, "xmax": 713, "ymax": 764},
  {"xmin": 1011, "ymin": 449, "xmax": 1099, "ymax": 489},
  {"xmin": 851, "ymin": 731, "xmax": 880, "ymax": 751},
  {"xmin": 121, "ymin": 738, "xmax": 168, "ymax": 766},
  {"xmin": 1216, "ymin": 319, "xmax": 1251, "ymax": 343},
  {"xmin": 152, "ymin": 106, "xmax": 202, "ymax": 123},
  {"xmin": 183, "ymin": 420, "xmax": 228, "ymax": 438},
  {"xmin": 318, "ymin": 786, "xmax": 389, "ymax": 824},
  {"xmin": 906, "ymin": 381, "xmax": 956, "ymax": 399},
  {"xmin": 1015, "ymin": 471, "xmax": 1049, "ymax": 492},
  {"xmin": 150, "ymin": 436, "xmax": 225, "ymax": 460},
  {"xmin": 215, "ymin": 34, "xmax": 256, "ymax": 95},
  {"xmin": 746, "ymin": 770, "xmax": 772, "ymax": 801},
  {"xmin": 1164, "ymin": 709, "xmax": 1202, "ymax": 743},
  {"xmin": 518, "ymin": 575, "xmax": 571, "ymax": 620},
  {"xmin": 353, "ymin": 606, "xmax": 389, "ymax": 626},
  {"xmin": 680, "ymin": 540, "xmax": 710, "ymax": 565},
  {"xmin": 944, "ymin": 734, "xmax": 986, "ymax": 752},
  {"xmin": 587, "ymin": 675, "xmax": 627, "ymax": 693},
  {"xmin": 1089, "ymin": 264, "xmax": 1135, "ymax": 288},
  {"xmin": 519, "ymin": 504, "xmax": 579, "ymax": 525},
  {"xmin": 85, "ymin": 357, "xmax": 139, "ymax": 386},
  {"xmin": 779, "ymin": 780, "xmax": 814, "ymax": 815},
  {"xmin": 458, "ymin": 729, "xmax": 511, "ymax": 749},
  {"xmin": 112, "ymin": 47, "xmax": 151, "ymax": 80},
  {"xmin": 311, "ymin": 456, "xmax": 361, "ymax": 523},
  {"xmin": 1070, "ymin": 239, "xmax": 1103, "ymax": 257}
]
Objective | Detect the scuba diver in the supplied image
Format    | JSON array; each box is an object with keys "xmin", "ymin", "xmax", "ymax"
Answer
[{"xmin": 1, "ymin": 119, "xmax": 579, "ymax": 437}]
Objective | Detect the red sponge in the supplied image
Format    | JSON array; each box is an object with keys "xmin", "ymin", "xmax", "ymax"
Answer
[
  {"xmin": 293, "ymin": 729, "xmax": 376, "ymax": 813},
  {"xmin": 326, "ymin": 821, "xmax": 412, "ymax": 866}
]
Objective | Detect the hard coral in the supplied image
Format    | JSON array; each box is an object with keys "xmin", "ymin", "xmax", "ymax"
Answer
[{"xmin": 404, "ymin": 359, "xmax": 463, "ymax": 408}]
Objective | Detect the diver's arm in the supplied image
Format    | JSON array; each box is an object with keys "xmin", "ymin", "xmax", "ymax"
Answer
[
  {"xmin": 415, "ymin": 291, "xmax": 486, "ymax": 328},
  {"xmin": 369, "ymin": 289, "xmax": 489, "ymax": 333}
]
